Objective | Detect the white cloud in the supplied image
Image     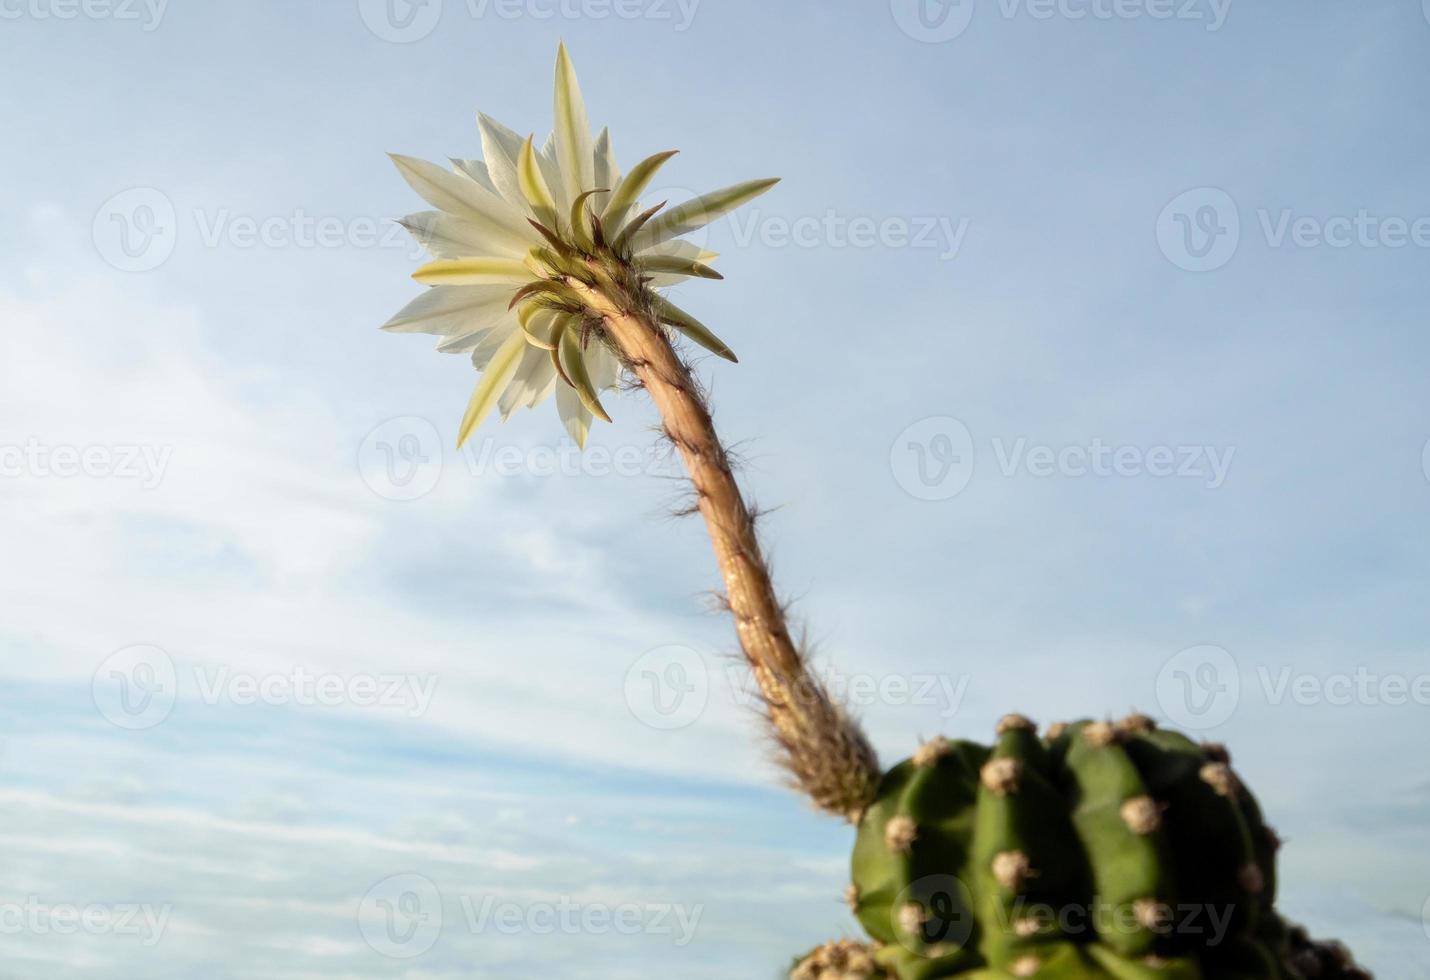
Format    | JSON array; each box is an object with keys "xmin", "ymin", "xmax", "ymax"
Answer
[{"xmin": 0, "ymin": 209, "xmax": 770, "ymax": 788}]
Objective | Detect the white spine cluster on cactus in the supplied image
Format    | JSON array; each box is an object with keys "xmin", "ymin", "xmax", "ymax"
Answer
[
  {"xmin": 1200, "ymin": 762, "xmax": 1239, "ymax": 798},
  {"xmin": 980, "ymin": 757, "xmax": 1024, "ymax": 796},
  {"xmin": 912, "ymin": 735, "xmax": 951, "ymax": 768},
  {"xmin": 1082, "ymin": 721, "xmax": 1120, "ymax": 747},
  {"xmin": 1134, "ymin": 898, "xmax": 1172, "ymax": 933},
  {"xmin": 996, "ymin": 713, "xmax": 1036, "ymax": 735},
  {"xmin": 897, "ymin": 902, "xmax": 926, "ymax": 938},
  {"xmin": 1115, "ymin": 712, "xmax": 1157, "ymax": 736},
  {"xmin": 1010, "ymin": 953, "xmax": 1042, "ymax": 976},
  {"xmin": 1120, "ymin": 795, "xmax": 1164, "ymax": 835},
  {"xmin": 884, "ymin": 815, "xmax": 918, "ymax": 855},
  {"xmin": 991, "ymin": 849, "xmax": 1035, "ymax": 890}
]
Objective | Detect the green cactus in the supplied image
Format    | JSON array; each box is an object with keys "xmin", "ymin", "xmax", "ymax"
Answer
[{"xmin": 830, "ymin": 714, "xmax": 1368, "ymax": 980}]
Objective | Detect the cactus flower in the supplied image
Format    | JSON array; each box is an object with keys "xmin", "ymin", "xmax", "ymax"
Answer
[{"xmin": 383, "ymin": 42, "xmax": 777, "ymax": 448}]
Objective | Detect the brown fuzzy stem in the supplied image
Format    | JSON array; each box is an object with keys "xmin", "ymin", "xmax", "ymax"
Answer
[{"xmin": 583, "ymin": 280, "xmax": 881, "ymax": 819}]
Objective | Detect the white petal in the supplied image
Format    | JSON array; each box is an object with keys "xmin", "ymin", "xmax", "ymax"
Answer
[
  {"xmin": 592, "ymin": 127, "xmax": 620, "ymax": 218},
  {"xmin": 530, "ymin": 366, "xmax": 559, "ymax": 407},
  {"xmin": 589, "ymin": 341, "xmax": 622, "ymax": 390},
  {"xmin": 499, "ymin": 346, "xmax": 557, "ymax": 419},
  {"xmin": 389, "ymin": 154, "xmax": 532, "ymax": 249},
  {"xmin": 552, "ymin": 43, "xmax": 594, "ymax": 212},
  {"xmin": 538, "ymin": 133, "xmax": 565, "ymax": 208},
  {"xmin": 381, "ymin": 285, "xmax": 511, "ymax": 336},
  {"xmin": 436, "ymin": 327, "xmax": 500, "ymax": 354},
  {"xmin": 469, "ymin": 315, "xmax": 520, "ymax": 370},
  {"xmin": 476, "ymin": 113, "xmax": 529, "ymax": 212},
  {"xmin": 556, "ymin": 381, "xmax": 592, "ymax": 448},
  {"xmin": 451, "ymin": 158, "xmax": 497, "ymax": 194},
  {"xmin": 399, "ymin": 211, "xmax": 527, "ymax": 259}
]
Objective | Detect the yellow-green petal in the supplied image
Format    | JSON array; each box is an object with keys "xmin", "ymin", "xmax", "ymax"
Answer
[
  {"xmin": 547, "ymin": 315, "xmax": 573, "ymax": 385},
  {"xmin": 631, "ymin": 178, "xmax": 780, "ymax": 251},
  {"xmin": 456, "ymin": 330, "xmax": 527, "ymax": 448},
  {"xmin": 602, "ymin": 149, "xmax": 678, "ymax": 230},
  {"xmin": 518, "ymin": 134, "xmax": 559, "ymax": 227},
  {"xmin": 558, "ymin": 327, "xmax": 612, "ymax": 423},
  {"xmin": 651, "ymin": 295, "xmax": 738, "ymax": 363},
  {"xmin": 518, "ymin": 305, "xmax": 562, "ymax": 350},
  {"xmin": 639, "ymin": 253, "xmax": 723, "ymax": 280},
  {"xmin": 611, "ymin": 200, "xmax": 667, "ymax": 254},
  {"xmin": 412, "ymin": 257, "xmax": 533, "ymax": 286},
  {"xmin": 568, "ymin": 188, "xmax": 607, "ymax": 250}
]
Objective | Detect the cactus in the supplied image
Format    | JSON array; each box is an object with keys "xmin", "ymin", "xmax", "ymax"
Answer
[
  {"xmin": 822, "ymin": 714, "xmax": 1367, "ymax": 980},
  {"xmin": 377, "ymin": 46, "xmax": 1370, "ymax": 980}
]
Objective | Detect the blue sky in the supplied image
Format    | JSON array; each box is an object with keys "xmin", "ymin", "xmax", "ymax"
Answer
[{"xmin": 1, "ymin": 1, "xmax": 1428, "ymax": 976}]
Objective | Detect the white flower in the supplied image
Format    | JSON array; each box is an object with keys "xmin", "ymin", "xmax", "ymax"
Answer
[{"xmin": 383, "ymin": 43, "xmax": 778, "ymax": 448}]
